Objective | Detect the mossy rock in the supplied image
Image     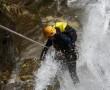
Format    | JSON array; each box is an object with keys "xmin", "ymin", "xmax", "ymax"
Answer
[
  {"xmin": 19, "ymin": 58, "xmax": 40, "ymax": 81},
  {"xmin": 0, "ymin": 65, "xmax": 12, "ymax": 83}
]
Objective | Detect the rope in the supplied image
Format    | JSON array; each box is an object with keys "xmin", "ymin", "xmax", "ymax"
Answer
[{"xmin": 0, "ymin": 24, "xmax": 47, "ymax": 48}]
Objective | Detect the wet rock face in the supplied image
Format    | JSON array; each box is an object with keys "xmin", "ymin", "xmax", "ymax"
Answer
[
  {"xmin": 0, "ymin": 12, "xmax": 17, "ymax": 84},
  {"xmin": 16, "ymin": 58, "xmax": 40, "ymax": 90},
  {"xmin": 19, "ymin": 58, "xmax": 40, "ymax": 81}
]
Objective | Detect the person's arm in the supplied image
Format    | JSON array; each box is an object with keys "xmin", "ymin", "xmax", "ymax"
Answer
[{"xmin": 40, "ymin": 39, "xmax": 52, "ymax": 60}]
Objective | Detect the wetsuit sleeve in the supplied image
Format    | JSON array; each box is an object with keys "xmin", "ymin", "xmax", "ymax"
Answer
[{"xmin": 40, "ymin": 39, "xmax": 52, "ymax": 60}]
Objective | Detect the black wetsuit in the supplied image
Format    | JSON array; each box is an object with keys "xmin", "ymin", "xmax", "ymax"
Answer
[{"xmin": 40, "ymin": 26, "xmax": 79, "ymax": 84}]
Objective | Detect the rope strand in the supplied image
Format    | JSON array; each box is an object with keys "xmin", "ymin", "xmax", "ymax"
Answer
[{"xmin": 0, "ymin": 24, "xmax": 47, "ymax": 48}]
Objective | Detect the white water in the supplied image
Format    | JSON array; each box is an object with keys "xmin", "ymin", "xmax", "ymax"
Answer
[
  {"xmin": 78, "ymin": 0, "xmax": 110, "ymax": 90},
  {"xmin": 35, "ymin": 0, "xmax": 110, "ymax": 90},
  {"xmin": 35, "ymin": 48, "xmax": 61, "ymax": 90}
]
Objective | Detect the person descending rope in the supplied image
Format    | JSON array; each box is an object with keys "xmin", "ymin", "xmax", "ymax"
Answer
[{"xmin": 40, "ymin": 21, "xmax": 79, "ymax": 84}]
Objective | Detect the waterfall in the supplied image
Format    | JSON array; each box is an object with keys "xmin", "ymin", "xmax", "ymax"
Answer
[
  {"xmin": 78, "ymin": 0, "xmax": 110, "ymax": 90},
  {"xmin": 35, "ymin": 0, "xmax": 110, "ymax": 90}
]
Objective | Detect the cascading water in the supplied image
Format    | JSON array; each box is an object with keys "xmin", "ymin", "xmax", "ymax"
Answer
[
  {"xmin": 35, "ymin": 0, "xmax": 110, "ymax": 90},
  {"xmin": 35, "ymin": 48, "xmax": 61, "ymax": 90},
  {"xmin": 78, "ymin": 0, "xmax": 110, "ymax": 90}
]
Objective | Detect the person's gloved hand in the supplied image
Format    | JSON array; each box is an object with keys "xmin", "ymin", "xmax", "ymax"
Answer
[
  {"xmin": 39, "ymin": 55, "xmax": 45, "ymax": 61},
  {"xmin": 39, "ymin": 48, "xmax": 48, "ymax": 61}
]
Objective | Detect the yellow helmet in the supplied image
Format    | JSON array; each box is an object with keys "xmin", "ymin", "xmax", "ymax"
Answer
[{"xmin": 43, "ymin": 25, "xmax": 56, "ymax": 38}]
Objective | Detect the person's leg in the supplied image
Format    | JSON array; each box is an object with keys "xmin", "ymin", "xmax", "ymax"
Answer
[
  {"xmin": 64, "ymin": 48, "xmax": 79, "ymax": 84},
  {"xmin": 67, "ymin": 62, "xmax": 79, "ymax": 84}
]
